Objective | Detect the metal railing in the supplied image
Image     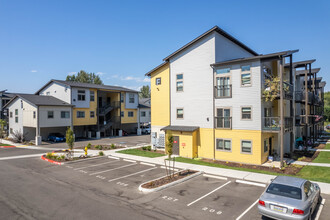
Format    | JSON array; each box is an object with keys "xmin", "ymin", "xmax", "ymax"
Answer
[
  {"xmin": 98, "ymin": 101, "xmax": 121, "ymax": 115},
  {"xmin": 215, "ymin": 85, "xmax": 232, "ymax": 98},
  {"xmin": 262, "ymin": 117, "xmax": 293, "ymax": 132},
  {"xmin": 295, "ymin": 91, "xmax": 313, "ymax": 103},
  {"xmin": 215, "ymin": 116, "xmax": 232, "ymax": 129},
  {"xmin": 283, "ymin": 82, "xmax": 293, "ymax": 99}
]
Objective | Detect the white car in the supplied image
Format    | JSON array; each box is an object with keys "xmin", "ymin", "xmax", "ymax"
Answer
[{"xmin": 142, "ymin": 127, "xmax": 150, "ymax": 134}]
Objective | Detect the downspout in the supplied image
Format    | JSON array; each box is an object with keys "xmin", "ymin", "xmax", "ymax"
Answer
[
  {"xmin": 212, "ymin": 65, "xmax": 216, "ymax": 161},
  {"xmin": 279, "ymin": 57, "xmax": 284, "ymax": 168}
]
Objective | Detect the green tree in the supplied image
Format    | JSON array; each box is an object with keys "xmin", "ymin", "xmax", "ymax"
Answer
[
  {"xmin": 66, "ymin": 70, "xmax": 103, "ymax": 85},
  {"xmin": 166, "ymin": 131, "xmax": 174, "ymax": 159},
  {"xmin": 139, "ymin": 85, "xmax": 150, "ymax": 98},
  {"xmin": 66, "ymin": 127, "xmax": 74, "ymax": 157},
  {"xmin": 324, "ymin": 106, "xmax": 330, "ymax": 122},
  {"xmin": 0, "ymin": 119, "xmax": 6, "ymax": 142}
]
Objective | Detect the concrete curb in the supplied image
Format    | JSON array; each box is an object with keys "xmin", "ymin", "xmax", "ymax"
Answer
[
  {"xmin": 138, "ymin": 170, "xmax": 203, "ymax": 193},
  {"xmin": 41, "ymin": 155, "xmax": 63, "ymax": 165}
]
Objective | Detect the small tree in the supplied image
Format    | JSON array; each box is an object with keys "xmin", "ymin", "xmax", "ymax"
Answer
[
  {"xmin": 263, "ymin": 76, "xmax": 289, "ymax": 102},
  {"xmin": 66, "ymin": 127, "xmax": 74, "ymax": 157},
  {"xmin": 139, "ymin": 85, "xmax": 151, "ymax": 98},
  {"xmin": 0, "ymin": 119, "xmax": 7, "ymax": 143},
  {"xmin": 164, "ymin": 131, "xmax": 175, "ymax": 179}
]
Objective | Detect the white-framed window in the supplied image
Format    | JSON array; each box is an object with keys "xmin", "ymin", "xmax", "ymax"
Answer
[
  {"xmin": 156, "ymin": 77, "xmax": 161, "ymax": 85},
  {"xmin": 90, "ymin": 91, "xmax": 95, "ymax": 102},
  {"xmin": 241, "ymin": 107, "xmax": 252, "ymax": 120},
  {"xmin": 216, "ymin": 108, "xmax": 231, "ymax": 129},
  {"xmin": 46, "ymin": 92, "xmax": 50, "ymax": 96},
  {"xmin": 216, "ymin": 67, "xmax": 231, "ymax": 75},
  {"xmin": 176, "ymin": 108, "xmax": 183, "ymax": 119},
  {"xmin": 61, "ymin": 111, "xmax": 70, "ymax": 119},
  {"xmin": 33, "ymin": 111, "xmax": 36, "ymax": 119},
  {"xmin": 141, "ymin": 111, "xmax": 146, "ymax": 117},
  {"xmin": 129, "ymin": 94, "xmax": 135, "ymax": 103},
  {"xmin": 264, "ymin": 139, "xmax": 269, "ymax": 153},
  {"xmin": 128, "ymin": 111, "xmax": 134, "ymax": 117},
  {"xmin": 48, "ymin": 111, "xmax": 54, "ymax": 119},
  {"xmin": 90, "ymin": 111, "xmax": 95, "ymax": 118},
  {"xmin": 215, "ymin": 139, "xmax": 231, "ymax": 151},
  {"xmin": 241, "ymin": 65, "xmax": 251, "ymax": 86},
  {"xmin": 15, "ymin": 116, "xmax": 18, "ymax": 123},
  {"xmin": 121, "ymin": 111, "xmax": 124, "ymax": 117},
  {"xmin": 15, "ymin": 109, "xmax": 18, "ymax": 115},
  {"xmin": 120, "ymin": 93, "xmax": 124, "ymax": 103},
  {"xmin": 10, "ymin": 112, "xmax": 12, "ymax": 118},
  {"xmin": 176, "ymin": 73, "xmax": 183, "ymax": 92},
  {"xmin": 77, "ymin": 111, "xmax": 85, "ymax": 118},
  {"xmin": 241, "ymin": 140, "xmax": 252, "ymax": 154},
  {"xmin": 78, "ymin": 90, "xmax": 86, "ymax": 101}
]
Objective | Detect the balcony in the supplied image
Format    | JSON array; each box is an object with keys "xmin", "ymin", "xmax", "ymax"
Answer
[
  {"xmin": 262, "ymin": 117, "xmax": 293, "ymax": 132},
  {"xmin": 262, "ymin": 81, "xmax": 293, "ymax": 100},
  {"xmin": 295, "ymin": 91, "xmax": 313, "ymax": 104},
  {"xmin": 215, "ymin": 116, "xmax": 232, "ymax": 129},
  {"xmin": 215, "ymin": 85, "xmax": 232, "ymax": 98}
]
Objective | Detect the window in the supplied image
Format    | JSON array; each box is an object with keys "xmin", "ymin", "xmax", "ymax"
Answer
[
  {"xmin": 304, "ymin": 181, "xmax": 312, "ymax": 197},
  {"xmin": 149, "ymin": 111, "xmax": 151, "ymax": 116},
  {"xmin": 266, "ymin": 183, "xmax": 302, "ymax": 200},
  {"xmin": 10, "ymin": 112, "xmax": 12, "ymax": 118},
  {"xmin": 156, "ymin": 77, "xmax": 161, "ymax": 85},
  {"xmin": 33, "ymin": 111, "xmax": 36, "ymax": 119},
  {"xmin": 176, "ymin": 74, "xmax": 183, "ymax": 92},
  {"xmin": 121, "ymin": 111, "xmax": 124, "ymax": 117},
  {"xmin": 90, "ymin": 111, "xmax": 95, "ymax": 118},
  {"xmin": 15, "ymin": 117, "xmax": 18, "ymax": 123},
  {"xmin": 216, "ymin": 108, "xmax": 231, "ymax": 128},
  {"xmin": 61, "ymin": 111, "xmax": 70, "ymax": 119},
  {"xmin": 216, "ymin": 76, "xmax": 231, "ymax": 98},
  {"xmin": 77, "ymin": 111, "xmax": 85, "ymax": 118},
  {"xmin": 141, "ymin": 111, "xmax": 146, "ymax": 117},
  {"xmin": 129, "ymin": 94, "xmax": 135, "ymax": 103},
  {"xmin": 48, "ymin": 111, "xmax": 54, "ymax": 119},
  {"xmin": 241, "ymin": 140, "xmax": 252, "ymax": 154},
  {"xmin": 241, "ymin": 65, "xmax": 251, "ymax": 86},
  {"xmin": 90, "ymin": 91, "xmax": 95, "ymax": 102},
  {"xmin": 216, "ymin": 139, "xmax": 231, "ymax": 151},
  {"xmin": 128, "ymin": 111, "xmax": 134, "ymax": 117},
  {"xmin": 176, "ymin": 108, "xmax": 183, "ymax": 119},
  {"xmin": 78, "ymin": 90, "xmax": 86, "ymax": 101},
  {"xmin": 15, "ymin": 109, "xmax": 18, "ymax": 115},
  {"xmin": 120, "ymin": 93, "xmax": 124, "ymax": 103},
  {"xmin": 216, "ymin": 68, "xmax": 230, "ymax": 74},
  {"xmin": 46, "ymin": 92, "xmax": 50, "ymax": 96},
  {"xmin": 241, "ymin": 107, "xmax": 252, "ymax": 120},
  {"xmin": 264, "ymin": 139, "xmax": 268, "ymax": 153}
]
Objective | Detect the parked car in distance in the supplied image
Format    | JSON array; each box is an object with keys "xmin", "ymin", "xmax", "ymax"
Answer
[
  {"xmin": 258, "ymin": 176, "xmax": 321, "ymax": 220},
  {"xmin": 141, "ymin": 126, "xmax": 151, "ymax": 134},
  {"xmin": 326, "ymin": 124, "xmax": 330, "ymax": 130},
  {"xmin": 48, "ymin": 133, "xmax": 66, "ymax": 142}
]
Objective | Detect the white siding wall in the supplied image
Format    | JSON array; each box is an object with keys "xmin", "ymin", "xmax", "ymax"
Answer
[
  {"xmin": 72, "ymin": 88, "xmax": 90, "ymax": 108},
  {"xmin": 22, "ymin": 100, "xmax": 37, "ymax": 127},
  {"xmin": 125, "ymin": 93, "xmax": 138, "ymax": 109},
  {"xmin": 7, "ymin": 98, "xmax": 24, "ymax": 137},
  {"xmin": 139, "ymin": 108, "xmax": 151, "ymax": 123},
  {"xmin": 39, "ymin": 82, "xmax": 71, "ymax": 104},
  {"xmin": 170, "ymin": 33, "xmax": 216, "ymax": 128},
  {"xmin": 39, "ymin": 106, "xmax": 72, "ymax": 128},
  {"xmin": 215, "ymin": 32, "xmax": 254, "ymax": 62},
  {"xmin": 215, "ymin": 61, "xmax": 262, "ymax": 130}
]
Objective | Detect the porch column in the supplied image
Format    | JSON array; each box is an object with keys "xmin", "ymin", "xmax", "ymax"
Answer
[
  {"xmin": 35, "ymin": 107, "xmax": 41, "ymax": 146},
  {"xmin": 279, "ymin": 57, "xmax": 284, "ymax": 168},
  {"xmin": 304, "ymin": 65, "xmax": 308, "ymax": 139}
]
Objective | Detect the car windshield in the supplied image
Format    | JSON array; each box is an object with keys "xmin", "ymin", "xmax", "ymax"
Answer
[{"xmin": 266, "ymin": 183, "xmax": 302, "ymax": 200}]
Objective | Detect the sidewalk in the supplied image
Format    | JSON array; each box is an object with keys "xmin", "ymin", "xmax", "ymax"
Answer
[
  {"xmin": 292, "ymin": 160, "xmax": 330, "ymax": 167},
  {"xmin": 106, "ymin": 150, "xmax": 330, "ymax": 195}
]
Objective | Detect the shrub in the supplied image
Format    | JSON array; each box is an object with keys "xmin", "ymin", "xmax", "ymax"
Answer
[
  {"xmin": 46, "ymin": 152, "xmax": 53, "ymax": 159},
  {"xmin": 96, "ymin": 145, "xmax": 102, "ymax": 150},
  {"xmin": 99, "ymin": 151, "xmax": 104, "ymax": 156},
  {"xmin": 86, "ymin": 143, "xmax": 92, "ymax": 149},
  {"xmin": 110, "ymin": 144, "xmax": 116, "ymax": 149},
  {"xmin": 298, "ymin": 156, "xmax": 306, "ymax": 161},
  {"xmin": 12, "ymin": 130, "xmax": 26, "ymax": 143},
  {"xmin": 147, "ymin": 146, "xmax": 151, "ymax": 151},
  {"xmin": 142, "ymin": 146, "xmax": 147, "ymax": 151},
  {"xmin": 59, "ymin": 155, "xmax": 65, "ymax": 160}
]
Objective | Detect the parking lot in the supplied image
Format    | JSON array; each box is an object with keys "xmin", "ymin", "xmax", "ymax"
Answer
[{"xmin": 47, "ymin": 156, "xmax": 330, "ymax": 220}]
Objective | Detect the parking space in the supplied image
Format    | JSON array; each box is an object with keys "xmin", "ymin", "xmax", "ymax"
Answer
[{"xmin": 0, "ymin": 147, "xmax": 48, "ymax": 158}]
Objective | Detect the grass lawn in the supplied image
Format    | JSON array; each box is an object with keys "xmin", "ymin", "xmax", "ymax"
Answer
[
  {"xmin": 0, "ymin": 143, "xmax": 13, "ymax": 146},
  {"xmin": 313, "ymin": 151, "xmax": 330, "ymax": 163},
  {"xmin": 117, "ymin": 149, "xmax": 165, "ymax": 158},
  {"xmin": 174, "ymin": 157, "xmax": 330, "ymax": 184},
  {"xmin": 297, "ymin": 166, "xmax": 330, "ymax": 183},
  {"xmin": 325, "ymin": 144, "xmax": 330, "ymax": 149}
]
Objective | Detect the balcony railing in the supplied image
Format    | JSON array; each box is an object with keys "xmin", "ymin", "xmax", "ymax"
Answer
[
  {"xmin": 262, "ymin": 117, "xmax": 293, "ymax": 132},
  {"xmin": 215, "ymin": 116, "xmax": 232, "ymax": 129},
  {"xmin": 283, "ymin": 82, "xmax": 293, "ymax": 99},
  {"xmin": 295, "ymin": 91, "xmax": 313, "ymax": 103},
  {"xmin": 215, "ymin": 85, "xmax": 232, "ymax": 98}
]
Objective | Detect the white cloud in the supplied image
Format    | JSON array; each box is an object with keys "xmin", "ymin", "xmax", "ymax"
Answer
[
  {"xmin": 96, "ymin": 72, "xmax": 106, "ymax": 76},
  {"xmin": 30, "ymin": 70, "xmax": 37, "ymax": 73},
  {"xmin": 143, "ymin": 78, "xmax": 150, "ymax": 82},
  {"xmin": 121, "ymin": 76, "xmax": 151, "ymax": 83},
  {"xmin": 68, "ymin": 72, "xmax": 77, "ymax": 75}
]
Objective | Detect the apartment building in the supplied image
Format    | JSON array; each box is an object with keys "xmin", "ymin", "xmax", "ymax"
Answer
[
  {"xmin": 138, "ymin": 98, "xmax": 151, "ymax": 125},
  {"xmin": 146, "ymin": 26, "xmax": 326, "ymax": 165},
  {"xmin": 0, "ymin": 90, "xmax": 15, "ymax": 120}
]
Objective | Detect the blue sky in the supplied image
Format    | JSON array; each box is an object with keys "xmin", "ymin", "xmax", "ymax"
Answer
[{"xmin": 0, "ymin": 0, "xmax": 329, "ymax": 93}]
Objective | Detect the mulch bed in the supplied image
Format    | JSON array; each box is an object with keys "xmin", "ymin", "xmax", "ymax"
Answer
[
  {"xmin": 291, "ymin": 150, "xmax": 320, "ymax": 162},
  {"xmin": 202, "ymin": 159, "xmax": 303, "ymax": 175},
  {"xmin": 142, "ymin": 170, "xmax": 197, "ymax": 189},
  {"xmin": 45, "ymin": 155, "xmax": 100, "ymax": 162},
  {"xmin": 74, "ymin": 145, "xmax": 124, "ymax": 150},
  {"xmin": 315, "ymin": 143, "xmax": 326, "ymax": 149}
]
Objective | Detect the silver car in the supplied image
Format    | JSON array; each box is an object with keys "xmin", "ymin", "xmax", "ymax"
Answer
[{"xmin": 258, "ymin": 176, "xmax": 321, "ymax": 220}]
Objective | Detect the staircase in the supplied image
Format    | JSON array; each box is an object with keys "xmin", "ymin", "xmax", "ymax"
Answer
[{"xmin": 98, "ymin": 101, "xmax": 120, "ymax": 116}]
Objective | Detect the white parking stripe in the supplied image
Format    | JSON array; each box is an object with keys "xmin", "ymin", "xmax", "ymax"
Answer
[
  {"xmin": 107, "ymin": 156, "xmax": 120, "ymax": 160},
  {"xmin": 140, "ymin": 162, "xmax": 156, "ymax": 167},
  {"xmin": 66, "ymin": 156, "xmax": 106, "ymax": 164},
  {"xmin": 203, "ymin": 174, "xmax": 228, "ymax": 181},
  {"xmin": 315, "ymin": 198, "xmax": 326, "ymax": 220},
  {"xmin": 236, "ymin": 180, "xmax": 266, "ymax": 187},
  {"xmin": 236, "ymin": 199, "xmax": 259, "ymax": 220},
  {"xmin": 187, "ymin": 181, "xmax": 231, "ymax": 207},
  {"xmin": 160, "ymin": 166, "xmax": 180, "ymax": 171},
  {"xmin": 123, "ymin": 159, "xmax": 136, "ymax": 163},
  {"xmin": 74, "ymin": 160, "xmax": 119, "ymax": 170},
  {"xmin": 89, "ymin": 163, "xmax": 136, "ymax": 175},
  {"xmin": 108, "ymin": 167, "xmax": 157, "ymax": 182}
]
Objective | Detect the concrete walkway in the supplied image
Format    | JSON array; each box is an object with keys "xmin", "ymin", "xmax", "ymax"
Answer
[{"xmin": 292, "ymin": 161, "xmax": 330, "ymax": 167}]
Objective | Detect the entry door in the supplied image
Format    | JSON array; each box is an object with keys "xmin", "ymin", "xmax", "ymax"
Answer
[{"xmin": 173, "ymin": 136, "xmax": 180, "ymax": 155}]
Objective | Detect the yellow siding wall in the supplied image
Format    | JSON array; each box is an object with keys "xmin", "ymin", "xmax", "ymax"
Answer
[
  {"xmin": 197, "ymin": 128, "xmax": 214, "ymax": 159},
  {"xmin": 166, "ymin": 130, "xmax": 198, "ymax": 158},
  {"xmin": 150, "ymin": 64, "xmax": 170, "ymax": 126},
  {"xmin": 73, "ymin": 88, "xmax": 97, "ymax": 126}
]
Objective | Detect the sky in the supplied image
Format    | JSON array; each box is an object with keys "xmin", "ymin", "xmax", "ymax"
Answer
[{"xmin": 0, "ymin": 0, "xmax": 329, "ymax": 93}]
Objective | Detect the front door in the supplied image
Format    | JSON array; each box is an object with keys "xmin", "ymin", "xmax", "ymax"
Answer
[
  {"xmin": 173, "ymin": 136, "xmax": 180, "ymax": 155},
  {"xmin": 269, "ymin": 137, "xmax": 272, "ymax": 156}
]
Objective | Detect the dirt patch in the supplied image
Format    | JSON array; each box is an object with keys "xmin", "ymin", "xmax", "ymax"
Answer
[
  {"xmin": 315, "ymin": 143, "xmax": 326, "ymax": 149},
  {"xmin": 291, "ymin": 150, "xmax": 320, "ymax": 162},
  {"xmin": 142, "ymin": 170, "xmax": 198, "ymax": 189},
  {"xmin": 202, "ymin": 159, "xmax": 303, "ymax": 175}
]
